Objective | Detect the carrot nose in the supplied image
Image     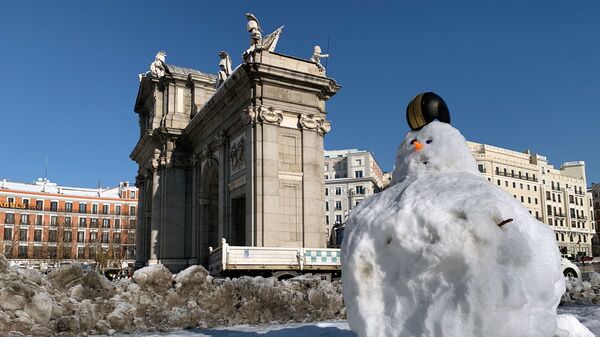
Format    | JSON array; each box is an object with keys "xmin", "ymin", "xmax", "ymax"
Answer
[{"xmin": 414, "ymin": 141, "xmax": 423, "ymax": 151}]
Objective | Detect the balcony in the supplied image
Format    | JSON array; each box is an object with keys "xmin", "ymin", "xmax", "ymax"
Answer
[{"xmin": 495, "ymin": 171, "xmax": 538, "ymax": 182}]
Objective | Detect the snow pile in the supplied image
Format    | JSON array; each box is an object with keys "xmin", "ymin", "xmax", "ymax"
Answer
[
  {"xmin": 342, "ymin": 121, "xmax": 568, "ymax": 337},
  {"xmin": 0, "ymin": 256, "xmax": 345, "ymax": 336},
  {"xmin": 562, "ymin": 273, "xmax": 600, "ymax": 304}
]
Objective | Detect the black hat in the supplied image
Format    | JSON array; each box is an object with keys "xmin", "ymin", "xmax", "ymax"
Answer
[{"xmin": 406, "ymin": 92, "xmax": 451, "ymax": 130}]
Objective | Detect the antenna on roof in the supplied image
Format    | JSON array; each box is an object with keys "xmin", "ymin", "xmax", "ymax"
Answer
[
  {"xmin": 45, "ymin": 157, "xmax": 48, "ymax": 181},
  {"xmin": 97, "ymin": 180, "xmax": 102, "ymax": 189},
  {"xmin": 325, "ymin": 33, "xmax": 331, "ymax": 69}
]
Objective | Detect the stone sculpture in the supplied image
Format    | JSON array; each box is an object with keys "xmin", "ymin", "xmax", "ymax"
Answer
[
  {"xmin": 217, "ymin": 51, "xmax": 233, "ymax": 88},
  {"xmin": 243, "ymin": 13, "xmax": 284, "ymax": 62},
  {"xmin": 311, "ymin": 45, "xmax": 329, "ymax": 72},
  {"xmin": 150, "ymin": 51, "xmax": 170, "ymax": 78}
]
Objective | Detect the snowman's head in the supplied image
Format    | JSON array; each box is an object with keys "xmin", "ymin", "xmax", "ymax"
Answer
[{"xmin": 391, "ymin": 120, "xmax": 478, "ymax": 184}]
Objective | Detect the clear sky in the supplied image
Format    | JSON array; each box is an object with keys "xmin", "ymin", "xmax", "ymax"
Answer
[{"xmin": 1, "ymin": 1, "xmax": 599, "ymax": 188}]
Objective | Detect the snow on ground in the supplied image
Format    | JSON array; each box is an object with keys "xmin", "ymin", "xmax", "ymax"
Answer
[
  {"xmin": 103, "ymin": 307, "xmax": 600, "ymax": 337},
  {"xmin": 105, "ymin": 321, "xmax": 354, "ymax": 337},
  {"xmin": 0, "ymin": 255, "xmax": 344, "ymax": 336}
]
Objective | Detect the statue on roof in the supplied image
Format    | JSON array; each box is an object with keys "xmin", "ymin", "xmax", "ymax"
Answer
[
  {"xmin": 217, "ymin": 51, "xmax": 233, "ymax": 88},
  {"xmin": 243, "ymin": 13, "xmax": 284, "ymax": 62},
  {"xmin": 150, "ymin": 51, "xmax": 171, "ymax": 78},
  {"xmin": 311, "ymin": 45, "xmax": 329, "ymax": 72}
]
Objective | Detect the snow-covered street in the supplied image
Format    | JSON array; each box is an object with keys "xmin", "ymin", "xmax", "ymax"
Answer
[{"xmin": 105, "ymin": 306, "xmax": 600, "ymax": 337}]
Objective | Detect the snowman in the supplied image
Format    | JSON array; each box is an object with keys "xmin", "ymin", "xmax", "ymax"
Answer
[{"xmin": 341, "ymin": 92, "xmax": 590, "ymax": 337}]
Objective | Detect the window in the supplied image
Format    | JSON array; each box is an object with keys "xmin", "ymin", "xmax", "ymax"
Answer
[
  {"xmin": 558, "ymin": 195, "xmax": 561, "ymax": 203},
  {"xmin": 20, "ymin": 214, "xmax": 29, "ymax": 225},
  {"xmin": 22, "ymin": 198, "xmax": 29, "ymax": 207},
  {"xmin": 505, "ymin": 181, "xmax": 508, "ymax": 187},
  {"xmin": 102, "ymin": 219, "xmax": 110, "ymax": 228},
  {"xmin": 90, "ymin": 218, "xmax": 98, "ymax": 228},
  {"xmin": 50, "ymin": 201, "xmax": 58, "ymax": 211},
  {"xmin": 34, "ymin": 229, "xmax": 42, "ymax": 242},
  {"xmin": 335, "ymin": 187, "xmax": 341, "ymax": 196},
  {"xmin": 546, "ymin": 191, "xmax": 551, "ymax": 200},
  {"xmin": 114, "ymin": 219, "xmax": 120, "ymax": 229},
  {"xmin": 90, "ymin": 232, "xmax": 97, "ymax": 242},
  {"xmin": 49, "ymin": 230, "xmax": 57, "ymax": 243},
  {"xmin": 65, "ymin": 202, "xmax": 72, "ymax": 212},
  {"xmin": 50, "ymin": 216, "xmax": 57, "ymax": 226},
  {"xmin": 324, "ymin": 175, "xmax": 328, "ymax": 180},
  {"xmin": 115, "ymin": 205, "xmax": 121, "ymax": 215},
  {"xmin": 7, "ymin": 197, "xmax": 15, "ymax": 204},
  {"xmin": 325, "ymin": 216, "xmax": 329, "ymax": 225},
  {"xmin": 325, "ymin": 202, "xmax": 329, "ymax": 211},
  {"xmin": 569, "ymin": 195, "xmax": 574, "ymax": 203},
  {"xmin": 335, "ymin": 215, "xmax": 342, "ymax": 223},
  {"xmin": 528, "ymin": 197, "xmax": 531, "ymax": 204},
  {"xmin": 18, "ymin": 245, "xmax": 27, "ymax": 258},
  {"xmin": 512, "ymin": 182, "xmax": 516, "ymax": 188},
  {"xmin": 77, "ymin": 231, "xmax": 85, "ymax": 243},
  {"xmin": 477, "ymin": 164, "xmax": 484, "ymax": 173},
  {"xmin": 79, "ymin": 203, "xmax": 87, "ymax": 213},
  {"xmin": 36, "ymin": 200, "xmax": 43, "ymax": 210},
  {"xmin": 129, "ymin": 206, "xmax": 136, "ymax": 216},
  {"xmin": 570, "ymin": 208, "xmax": 575, "ymax": 218},
  {"xmin": 520, "ymin": 183, "xmax": 523, "ymax": 189},
  {"xmin": 102, "ymin": 233, "xmax": 109, "ymax": 243},
  {"xmin": 65, "ymin": 217, "xmax": 72, "ymax": 226},
  {"xmin": 497, "ymin": 180, "xmax": 500, "ymax": 186},
  {"xmin": 131, "ymin": 191, "xmax": 136, "ymax": 199},
  {"xmin": 36, "ymin": 215, "xmax": 43, "ymax": 225},
  {"xmin": 4, "ymin": 228, "xmax": 12, "ymax": 241},
  {"xmin": 534, "ymin": 186, "xmax": 537, "ymax": 192},
  {"xmin": 92, "ymin": 204, "xmax": 98, "ymax": 214},
  {"xmin": 325, "ymin": 188, "xmax": 328, "ymax": 196},
  {"xmin": 102, "ymin": 204, "xmax": 109, "ymax": 214},
  {"xmin": 520, "ymin": 196, "xmax": 524, "ymax": 202},
  {"xmin": 535, "ymin": 198, "xmax": 538, "ymax": 205},
  {"xmin": 547, "ymin": 205, "xmax": 552, "ymax": 215},
  {"xmin": 355, "ymin": 159, "xmax": 362, "ymax": 166},
  {"xmin": 77, "ymin": 246, "xmax": 85, "ymax": 258},
  {"xmin": 79, "ymin": 218, "xmax": 87, "ymax": 227},
  {"xmin": 356, "ymin": 186, "xmax": 365, "ymax": 194},
  {"xmin": 355, "ymin": 171, "xmax": 363, "ymax": 178},
  {"xmin": 19, "ymin": 229, "xmax": 28, "ymax": 241},
  {"xmin": 114, "ymin": 233, "xmax": 121, "ymax": 243},
  {"xmin": 129, "ymin": 219, "xmax": 136, "ymax": 228},
  {"xmin": 548, "ymin": 219, "xmax": 553, "ymax": 226},
  {"xmin": 335, "ymin": 201, "xmax": 342, "ymax": 210},
  {"xmin": 64, "ymin": 230, "xmax": 72, "ymax": 242}
]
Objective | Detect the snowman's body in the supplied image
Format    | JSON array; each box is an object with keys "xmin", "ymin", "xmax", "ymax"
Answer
[{"xmin": 342, "ymin": 121, "xmax": 565, "ymax": 337}]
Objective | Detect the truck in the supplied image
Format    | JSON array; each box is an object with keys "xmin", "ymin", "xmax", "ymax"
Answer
[{"xmin": 208, "ymin": 239, "xmax": 342, "ymax": 280}]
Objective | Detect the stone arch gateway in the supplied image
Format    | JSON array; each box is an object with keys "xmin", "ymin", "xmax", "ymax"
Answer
[{"xmin": 131, "ymin": 49, "xmax": 340, "ymax": 272}]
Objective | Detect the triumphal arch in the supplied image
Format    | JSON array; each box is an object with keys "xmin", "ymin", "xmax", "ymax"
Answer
[{"xmin": 131, "ymin": 14, "xmax": 340, "ymax": 271}]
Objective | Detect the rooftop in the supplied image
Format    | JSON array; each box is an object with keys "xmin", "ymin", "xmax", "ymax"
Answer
[{"xmin": 0, "ymin": 178, "xmax": 136, "ymax": 199}]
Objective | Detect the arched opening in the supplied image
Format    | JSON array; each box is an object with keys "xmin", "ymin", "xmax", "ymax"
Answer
[{"xmin": 199, "ymin": 158, "xmax": 219, "ymax": 263}]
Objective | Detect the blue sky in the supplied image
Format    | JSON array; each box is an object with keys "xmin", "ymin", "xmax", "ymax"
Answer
[{"xmin": 1, "ymin": 1, "xmax": 599, "ymax": 188}]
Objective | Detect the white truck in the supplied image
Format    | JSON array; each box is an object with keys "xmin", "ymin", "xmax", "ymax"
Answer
[{"xmin": 208, "ymin": 239, "xmax": 342, "ymax": 280}]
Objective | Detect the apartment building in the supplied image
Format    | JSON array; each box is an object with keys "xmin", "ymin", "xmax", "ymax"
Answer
[
  {"xmin": 590, "ymin": 183, "xmax": 600, "ymax": 256},
  {"xmin": 324, "ymin": 149, "xmax": 385, "ymax": 246},
  {"xmin": 0, "ymin": 178, "xmax": 137, "ymax": 270},
  {"xmin": 468, "ymin": 142, "xmax": 595, "ymax": 257}
]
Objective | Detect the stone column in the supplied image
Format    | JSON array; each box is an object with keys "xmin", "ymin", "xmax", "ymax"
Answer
[
  {"xmin": 134, "ymin": 174, "xmax": 146, "ymax": 268},
  {"xmin": 148, "ymin": 166, "xmax": 161, "ymax": 265}
]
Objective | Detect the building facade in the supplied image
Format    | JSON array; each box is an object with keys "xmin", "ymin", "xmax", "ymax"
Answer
[
  {"xmin": 468, "ymin": 141, "xmax": 595, "ymax": 257},
  {"xmin": 0, "ymin": 179, "xmax": 137, "ymax": 269},
  {"xmin": 131, "ymin": 21, "xmax": 340, "ymax": 271},
  {"xmin": 324, "ymin": 149, "xmax": 385, "ymax": 246},
  {"xmin": 590, "ymin": 183, "xmax": 600, "ymax": 256}
]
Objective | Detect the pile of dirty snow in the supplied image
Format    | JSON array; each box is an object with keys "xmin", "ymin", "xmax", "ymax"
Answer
[
  {"xmin": 562, "ymin": 273, "xmax": 600, "ymax": 305},
  {"xmin": 0, "ymin": 255, "xmax": 344, "ymax": 336}
]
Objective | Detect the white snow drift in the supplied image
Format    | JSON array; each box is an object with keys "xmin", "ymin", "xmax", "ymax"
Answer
[{"xmin": 342, "ymin": 121, "xmax": 588, "ymax": 337}]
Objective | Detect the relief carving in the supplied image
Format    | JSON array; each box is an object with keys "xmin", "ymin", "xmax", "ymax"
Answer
[
  {"xmin": 257, "ymin": 106, "xmax": 283, "ymax": 125},
  {"xmin": 229, "ymin": 134, "xmax": 246, "ymax": 174}
]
